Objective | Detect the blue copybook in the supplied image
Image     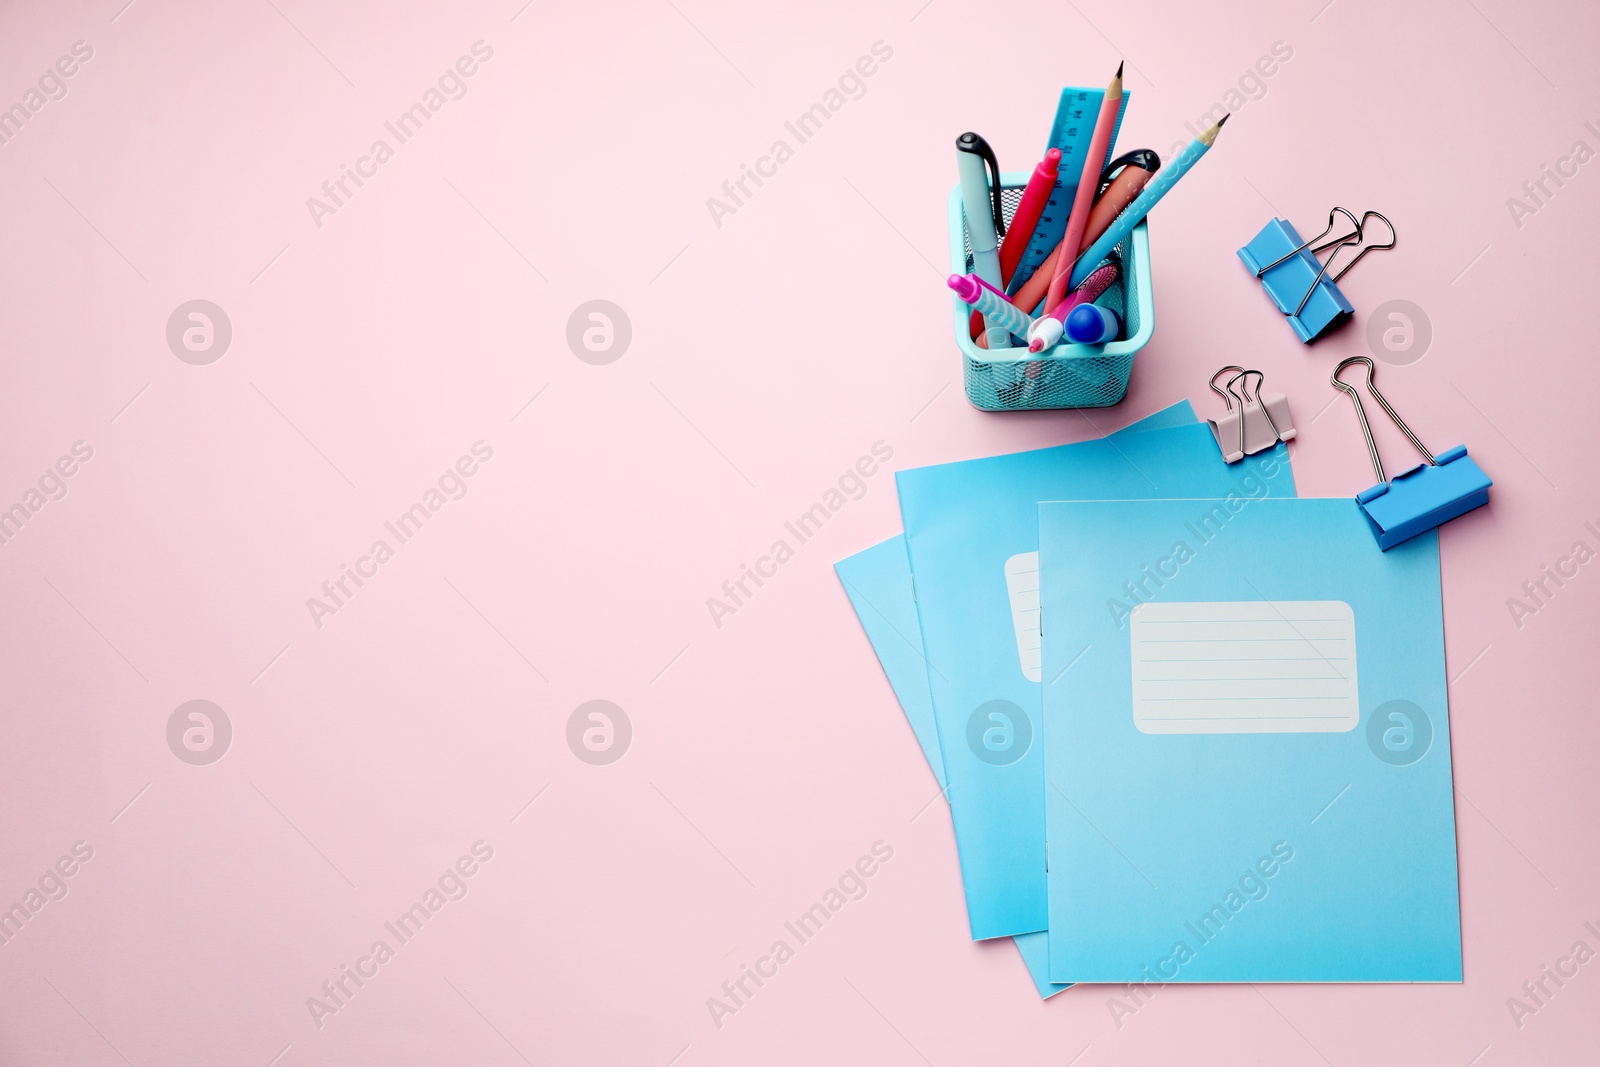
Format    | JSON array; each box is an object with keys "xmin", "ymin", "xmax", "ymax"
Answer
[
  {"xmin": 898, "ymin": 413, "xmax": 1296, "ymax": 939},
  {"xmin": 1038, "ymin": 497, "xmax": 1462, "ymax": 982},
  {"xmin": 836, "ymin": 536, "xmax": 1065, "ymax": 999},
  {"xmin": 832, "ymin": 405, "xmax": 1196, "ymax": 997}
]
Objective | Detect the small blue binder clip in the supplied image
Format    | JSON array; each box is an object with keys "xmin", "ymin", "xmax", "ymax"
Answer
[
  {"xmin": 1238, "ymin": 208, "xmax": 1396, "ymax": 343},
  {"xmin": 1331, "ymin": 356, "xmax": 1491, "ymax": 550}
]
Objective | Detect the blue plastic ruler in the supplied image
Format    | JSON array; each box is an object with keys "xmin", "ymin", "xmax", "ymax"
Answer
[{"xmin": 1006, "ymin": 87, "xmax": 1131, "ymax": 296}]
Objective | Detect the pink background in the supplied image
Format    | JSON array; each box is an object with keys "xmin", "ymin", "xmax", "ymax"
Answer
[{"xmin": 2, "ymin": 0, "xmax": 1597, "ymax": 1063}]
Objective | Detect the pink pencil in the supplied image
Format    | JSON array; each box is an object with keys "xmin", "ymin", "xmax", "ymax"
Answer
[
  {"xmin": 1043, "ymin": 62, "xmax": 1123, "ymax": 315},
  {"xmin": 970, "ymin": 146, "xmax": 1062, "ymax": 344}
]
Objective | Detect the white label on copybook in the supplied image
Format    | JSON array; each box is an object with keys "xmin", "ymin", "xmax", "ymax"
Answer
[
  {"xmin": 1130, "ymin": 601, "xmax": 1358, "ymax": 734},
  {"xmin": 1004, "ymin": 552, "xmax": 1042, "ymax": 683}
]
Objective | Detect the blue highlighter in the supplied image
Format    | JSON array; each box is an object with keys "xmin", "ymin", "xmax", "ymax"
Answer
[{"xmin": 1065, "ymin": 304, "xmax": 1121, "ymax": 345}]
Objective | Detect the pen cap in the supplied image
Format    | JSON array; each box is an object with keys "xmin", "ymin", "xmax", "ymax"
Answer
[
  {"xmin": 1065, "ymin": 304, "xmax": 1121, "ymax": 344},
  {"xmin": 956, "ymin": 132, "xmax": 1006, "ymax": 248},
  {"xmin": 1096, "ymin": 148, "xmax": 1160, "ymax": 197},
  {"xmin": 947, "ymin": 274, "xmax": 992, "ymax": 305}
]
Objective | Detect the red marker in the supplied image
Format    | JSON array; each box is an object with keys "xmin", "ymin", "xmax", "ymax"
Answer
[
  {"xmin": 971, "ymin": 147, "xmax": 1063, "ymax": 344},
  {"xmin": 999, "ymin": 148, "xmax": 1060, "ymax": 285}
]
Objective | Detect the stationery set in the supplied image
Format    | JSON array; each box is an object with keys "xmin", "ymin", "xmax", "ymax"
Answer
[{"xmin": 835, "ymin": 67, "xmax": 1489, "ymax": 995}]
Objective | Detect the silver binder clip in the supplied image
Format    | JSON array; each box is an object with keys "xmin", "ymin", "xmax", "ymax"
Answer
[{"xmin": 1207, "ymin": 366, "xmax": 1295, "ymax": 464}]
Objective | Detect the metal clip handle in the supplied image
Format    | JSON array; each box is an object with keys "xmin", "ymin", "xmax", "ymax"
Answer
[
  {"xmin": 1325, "ymin": 211, "xmax": 1396, "ymax": 287},
  {"xmin": 1251, "ymin": 207, "xmax": 1361, "ymax": 317},
  {"xmin": 1210, "ymin": 365, "xmax": 1248, "ymax": 458},
  {"xmin": 1250, "ymin": 207, "xmax": 1362, "ymax": 278},
  {"xmin": 1331, "ymin": 355, "xmax": 1436, "ymax": 484},
  {"xmin": 1287, "ymin": 209, "xmax": 1363, "ymax": 317},
  {"xmin": 1229, "ymin": 368, "xmax": 1288, "ymax": 448},
  {"xmin": 1251, "ymin": 208, "xmax": 1399, "ymax": 319},
  {"xmin": 1209, "ymin": 365, "xmax": 1247, "ymax": 412}
]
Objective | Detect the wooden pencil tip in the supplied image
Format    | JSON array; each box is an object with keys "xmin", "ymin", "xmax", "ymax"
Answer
[
  {"xmin": 1116, "ymin": 61, "xmax": 1124, "ymax": 78},
  {"xmin": 1218, "ymin": 113, "xmax": 1230, "ymax": 126}
]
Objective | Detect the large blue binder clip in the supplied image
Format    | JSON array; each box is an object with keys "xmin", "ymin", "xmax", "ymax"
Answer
[
  {"xmin": 1331, "ymin": 356, "xmax": 1491, "ymax": 550},
  {"xmin": 1238, "ymin": 208, "xmax": 1396, "ymax": 343}
]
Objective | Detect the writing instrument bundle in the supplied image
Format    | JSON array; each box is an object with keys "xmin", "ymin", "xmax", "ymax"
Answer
[{"xmin": 947, "ymin": 65, "xmax": 1225, "ymax": 411}]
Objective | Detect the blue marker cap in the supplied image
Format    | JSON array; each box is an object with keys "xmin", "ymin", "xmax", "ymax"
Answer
[{"xmin": 1065, "ymin": 304, "xmax": 1120, "ymax": 345}]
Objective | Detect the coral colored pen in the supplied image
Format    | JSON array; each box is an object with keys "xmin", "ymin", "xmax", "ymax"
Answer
[{"xmin": 1006, "ymin": 156, "xmax": 1157, "ymax": 321}]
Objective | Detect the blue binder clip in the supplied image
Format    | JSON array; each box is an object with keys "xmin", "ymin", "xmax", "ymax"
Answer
[
  {"xmin": 1238, "ymin": 209, "xmax": 1396, "ymax": 343},
  {"xmin": 1331, "ymin": 356, "xmax": 1491, "ymax": 550}
]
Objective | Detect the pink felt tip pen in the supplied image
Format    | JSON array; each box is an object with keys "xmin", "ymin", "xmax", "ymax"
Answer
[
  {"xmin": 949, "ymin": 273, "xmax": 1034, "ymax": 340},
  {"xmin": 1026, "ymin": 260, "xmax": 1120, "ymax": 353}
]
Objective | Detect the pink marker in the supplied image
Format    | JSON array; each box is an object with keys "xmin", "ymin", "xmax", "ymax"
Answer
[
  {"xmin": 949, "ymin": 274, "xmax": 1034, "ymax": 339},
  {"xmin": 1026, "ymin": 261, "xmax": 1121, "ymax": 353}
]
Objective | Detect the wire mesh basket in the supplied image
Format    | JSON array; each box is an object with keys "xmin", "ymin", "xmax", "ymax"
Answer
[{"xmin": 948, "ymin": 174, "xmax": 1154, "ymax": 410}]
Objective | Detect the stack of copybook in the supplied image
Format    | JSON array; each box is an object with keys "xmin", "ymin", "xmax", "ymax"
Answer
[{"xmin": 834, "ymin": 402, "xmax": 1464, "ymax": 995}]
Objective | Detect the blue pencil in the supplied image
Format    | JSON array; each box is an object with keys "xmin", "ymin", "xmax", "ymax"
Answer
[{"xmin": 1068, "ymin": 115, "xmax": 1228, "ymax": 290}]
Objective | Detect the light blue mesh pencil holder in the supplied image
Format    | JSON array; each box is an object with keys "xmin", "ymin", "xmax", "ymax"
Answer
[{"xmin": 948, "ymin": 173, "xmax": 1154, "ymax": 410}]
